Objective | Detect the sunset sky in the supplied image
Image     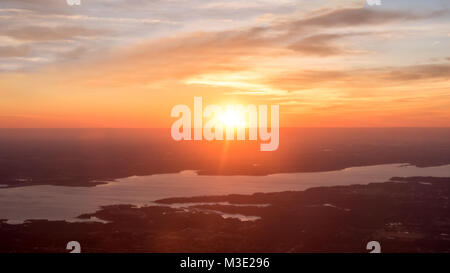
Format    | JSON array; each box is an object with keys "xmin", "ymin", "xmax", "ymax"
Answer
[{"xmin": 0, "ymin": 0, "xmax": 449, "ymax": 128}]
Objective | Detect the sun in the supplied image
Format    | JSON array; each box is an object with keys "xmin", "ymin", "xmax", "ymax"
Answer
[{"xmin": 218, "ymin": 108, "xmax": 247, "ymax": 128}]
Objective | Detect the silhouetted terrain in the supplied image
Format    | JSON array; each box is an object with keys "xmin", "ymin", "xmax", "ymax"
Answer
[
  {"xmin": 1, "ymin": 128, "xmax": 449, "ymax": 187},
  {"xmin": 1, "ymin": 177, "xmax": 449, "ymax": 253}
]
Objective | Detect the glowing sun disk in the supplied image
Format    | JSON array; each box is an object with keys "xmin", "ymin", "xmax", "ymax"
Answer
[{"xmin": 218, "ymin": 108, "xmax": 246, "ymax": 128}]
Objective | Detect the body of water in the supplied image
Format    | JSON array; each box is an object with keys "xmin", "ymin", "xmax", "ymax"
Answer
[{"xmin": 0, "ymin": 163, "xmax": 449, "ymax": 223}]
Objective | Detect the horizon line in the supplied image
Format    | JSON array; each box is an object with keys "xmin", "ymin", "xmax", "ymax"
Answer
[{"xmin": 0, "ymin": 127, "xmax": 449, "ymax": 129}]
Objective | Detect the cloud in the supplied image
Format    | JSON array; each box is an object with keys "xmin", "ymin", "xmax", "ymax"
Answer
[
  {"xmin": 73, "ymin": 31, "xmax": 262, "ymax": 87},
  {"xmin": 0, "ymin": 0, "xmax": 78, "ymax": 15},
  {"xmin": 287, "ymin": 33, "xmax": 371, "ymax": 56},
  {"xmin": 381, "ymin": 64, "xmax": 450, "ymax": 81},
  {"xmin": 255, "ymin": 64, "xmax": 450, "ymax": 104},
  {"xmin": 0, "ymin": 45, "xmax": 30, "ymax": 57},
  {"xmin": 57, "ymin": 46, "xmax": 90, "ymax": 60},
  {"xmin": 295, "ymin": 8, "xmax": 419, "ymax": 27},
  {"xmin": 149, "ymin": 7, "xmax": 448, "ymax": 58},
  {"xmin": 269, "ymin": 64, "xmax": 450, "ymax": 85},
  {"xmin": 285, "ymin": 7, "xmax": 448, "ymax": 31},
  {"xmin": 59, "ymin": 6, "xmax": 450, "ymax": 89},
  {"xmin": 2, "ymin": 5, "xmax": 445, "ymax": 74},
  {"xmin": 3, "ymin": 25, "xmax": 109, "ymax": 42}
]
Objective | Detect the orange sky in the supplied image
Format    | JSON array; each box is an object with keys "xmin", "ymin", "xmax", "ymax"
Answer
[{"xmin": 0, "ymin": 0, "xmax": 449, "ymax": 128}]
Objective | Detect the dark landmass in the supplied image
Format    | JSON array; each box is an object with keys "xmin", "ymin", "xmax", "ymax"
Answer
[
  {"xmin": 0, "ymin": 128, "xmax": 449, "ymax": 188},
  {"xmin": 1, "ymin": 177, "xmax": 449, "ymax": 253},
  {"xmin": 390, "ymin": 176, "xmax": 450, "ymax": 183}
]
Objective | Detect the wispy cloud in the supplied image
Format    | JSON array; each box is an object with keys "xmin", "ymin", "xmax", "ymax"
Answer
[
  {"xmin": 0, "ymin": 45, "xmax": 30, "ymax": 57},
  {"xmin": 3, "ymin": 25, "xmax": 109, "ymax": 42}
]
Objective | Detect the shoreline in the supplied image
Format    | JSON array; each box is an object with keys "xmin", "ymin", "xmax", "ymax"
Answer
[
  {"xmin": 2, "ymin": 162, "xmax": 450, "ymax": 189},
  {"xmin": 1, "ymin": 176, "xmax": 449, "ymax": 253},
  {"xmin": 1, "ymin": 164, "xmax": 450, "ymax": 224}
]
